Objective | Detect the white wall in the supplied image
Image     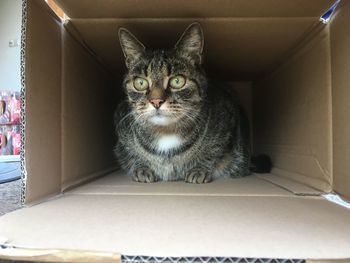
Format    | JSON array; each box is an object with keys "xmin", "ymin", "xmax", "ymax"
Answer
[{"xmin": 0, "ymin": 0, "xmax": 22, "ymax": 91}]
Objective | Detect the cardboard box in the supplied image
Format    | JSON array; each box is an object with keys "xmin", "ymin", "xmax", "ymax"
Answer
[{"xmin": 1, "ymin": 0, "xmax": 350, "ymax": 262}]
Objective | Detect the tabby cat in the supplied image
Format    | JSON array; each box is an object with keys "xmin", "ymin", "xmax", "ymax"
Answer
[{"xmin": 115, "ymin": 23, "xmax": 271, "ymax": 183}]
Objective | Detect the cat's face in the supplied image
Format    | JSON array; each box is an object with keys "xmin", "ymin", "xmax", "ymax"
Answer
[{"xmin": 119, "ymin": 23, "xmax": 207, "ymax": 127}]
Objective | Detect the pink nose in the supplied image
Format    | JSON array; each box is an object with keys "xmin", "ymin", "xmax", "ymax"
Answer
[{"xmin": 150, "ymin": 98, "xmax": 165, "ymax": 109}]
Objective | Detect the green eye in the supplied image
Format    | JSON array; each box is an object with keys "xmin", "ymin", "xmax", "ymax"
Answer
[
  {"xmin": 169, "ymin": 75, "xmax": 186, "ymax": 89},
  {"xmin": 133, "ymin": 77, "xmax": 149, "ymax": 91}
]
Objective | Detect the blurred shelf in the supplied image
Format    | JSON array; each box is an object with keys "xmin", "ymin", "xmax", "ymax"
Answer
[
  {"xmin": 0, "ymin": 155, "xmax": 20, "ymax": 162},
  {"xmin": 0, "ymin": 122, "xmax": 20, "ymax": 126}
]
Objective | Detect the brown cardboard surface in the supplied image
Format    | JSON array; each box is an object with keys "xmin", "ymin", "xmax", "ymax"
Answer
[
  {"xmin": 67, "ymin": 18, "xmax": 318, "ymax": 80},
  {"xmin": 24, "ymin": 0, "xmax": 63, "ymax": 203},
  {"xmin": 330, "ymin": 0, "xmax": 350, "ymax": 199},
  {"xmin": 61, "ymin": 24, "xmax": 119, "ymax": 189},
  {"xmin": 67, "ymin": 171, "xmax": 295, "ymax": 196},
  {"xmin": 257, "ymin": 174, "xmax": 323, "ymax": 196},
  {"xmin": 253, "ymin": 25, "xmax": 332, "ymax": 192},
  {"xmin": 18, "ymin": 1, "xmax": 350, "ymax": 259},
  {"xmin": 54, "ymin": 0, "xmax": 334, "ymax": 19},
  {"xmin": 1, "ymin": 190, "xmax": 350, "ymax": 258},
  {"xmin": 231, "ymin": 82, "xmax": 254, "ymax": 145}
]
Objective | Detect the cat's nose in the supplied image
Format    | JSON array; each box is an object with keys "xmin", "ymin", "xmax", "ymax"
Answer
[{"xmin": 150, "ymin": 98, "xmax": 165, "ymax": 109}]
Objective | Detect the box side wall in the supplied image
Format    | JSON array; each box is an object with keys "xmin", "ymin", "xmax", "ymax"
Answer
[
  {"xmin": 61, "ymin": 26, "xmax": 119, "ymax": 189},
  {"xmin": 253, "ymin": 25, "xmax": 332, "ymax": 192},
  {"xmin": 230, "ymin": 82, "xmax": 253, "ymax": 147},
  {"xmin": 330, "ymin": 0, "xmax": 350, "ymax": 199},
  {"xmin": 24, "ymin": 0, "xmax": 62, "ymax": 203}
]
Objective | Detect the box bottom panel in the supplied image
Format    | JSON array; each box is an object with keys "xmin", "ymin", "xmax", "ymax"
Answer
[{"xmin": 1, "ymin": 172, "xmax": 350, "ymax": 260}]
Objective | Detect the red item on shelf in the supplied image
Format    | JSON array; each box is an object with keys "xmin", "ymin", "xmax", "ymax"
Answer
[
  {"xmin": 10, "ymin": 95, "xmax": 21, "ymax": 124},
  {"xmin": 12, "ymin": 131, "xmax": 21, "ymax": 155},
  {"xmin": 0, "ymin": 91, "xmax": 21, "ymax": 156}
]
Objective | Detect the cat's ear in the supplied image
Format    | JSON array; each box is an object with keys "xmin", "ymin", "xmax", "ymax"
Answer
[
  {"xmin": 118, "ymin": 28, "xmax": 145, "ymax": 68},
  {"xmin": 175, "ymin": 22, "xmax": 204, "ymax": 64}
]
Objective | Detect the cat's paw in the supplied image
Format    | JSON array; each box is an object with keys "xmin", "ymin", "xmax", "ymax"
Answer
[
  {"xmin": 185, "ymin": 169, "xmax": 212, "ymax": 184},
  {"xmin": 132, "ymin": 168, "xmax": 158, "ymax": 183}
]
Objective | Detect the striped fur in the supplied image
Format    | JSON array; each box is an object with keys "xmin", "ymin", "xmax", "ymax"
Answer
[{"xmin": 115, "ymin": 23, "xmax": 251, "ymax": 183}]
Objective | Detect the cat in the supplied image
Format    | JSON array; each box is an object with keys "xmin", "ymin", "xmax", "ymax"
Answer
[{"xmin": 114, "ymin": 22, "xmax": 271, "ymax": 183}]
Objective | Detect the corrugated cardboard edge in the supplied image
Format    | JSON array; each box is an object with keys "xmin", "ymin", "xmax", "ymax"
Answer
[
  {"xmin": 0, "ymin": 246, "xmax": 121, "ymax": 263},
  {"xmin": 20, "ymin": 0, "xmax": 28, "ymax": 205}
]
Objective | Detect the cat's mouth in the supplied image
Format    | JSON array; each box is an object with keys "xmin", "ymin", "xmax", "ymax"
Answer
[
  {"xmin": 149, "ymin": 115, "xmax": 172, "ymax": 126},
  {"xmin": 148, "ymin": 110, "xmax": 175, "ymax": 126}
]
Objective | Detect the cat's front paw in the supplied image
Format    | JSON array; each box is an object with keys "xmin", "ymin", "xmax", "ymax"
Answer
[
  {"xmin": 185, "ymin": 169, "xmax": 212, "ymax": 184},
  {"xmin": 132, "ymin": 168, "xmax": 158, "ymax": 183}
]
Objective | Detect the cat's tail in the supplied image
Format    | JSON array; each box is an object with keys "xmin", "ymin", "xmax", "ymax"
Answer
[{"xmin": 250, "ymin": 154, "xmax": 272, "ymax": 173}]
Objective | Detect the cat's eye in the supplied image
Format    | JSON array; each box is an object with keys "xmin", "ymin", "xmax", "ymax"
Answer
[
  {"xmin": 169, "ymin": 75, "xmax": 186, "ymax": 89},
  {"xmin": 133, "ymin": 77, "xmax": 149, "ymax": 91}
]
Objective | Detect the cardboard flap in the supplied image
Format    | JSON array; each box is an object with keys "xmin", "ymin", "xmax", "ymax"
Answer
[
  {"xmin": 1, "ymin": 192, "xmax": 350, "ymax": 259},
  {"xmin": 54, "ymin": 0, "xmax": 334, "ymax": 19}
]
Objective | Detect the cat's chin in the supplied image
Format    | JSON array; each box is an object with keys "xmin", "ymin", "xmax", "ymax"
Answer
[{"xmin": 148, "ymin": 115, "xmax": 173, "ymax": 126}]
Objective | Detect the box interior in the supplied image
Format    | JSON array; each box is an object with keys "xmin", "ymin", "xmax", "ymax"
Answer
[
  {"xmin": 1, "ymin": 0, "xmax": 350, "ymax": 260},
  {"xmin": 24, "ymin": 0, "xmax": 346, "ymax": 200}
]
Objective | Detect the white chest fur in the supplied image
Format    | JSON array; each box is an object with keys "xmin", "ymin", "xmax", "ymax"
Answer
[{"xmin": 155, "ymin": 135, "xmax": 183, "ymax": 153}]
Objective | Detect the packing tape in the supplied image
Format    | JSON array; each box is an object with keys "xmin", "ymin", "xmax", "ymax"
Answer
[{"xmin": 0, "ymin": 246, "xmax": 121, "ymax": 263}]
